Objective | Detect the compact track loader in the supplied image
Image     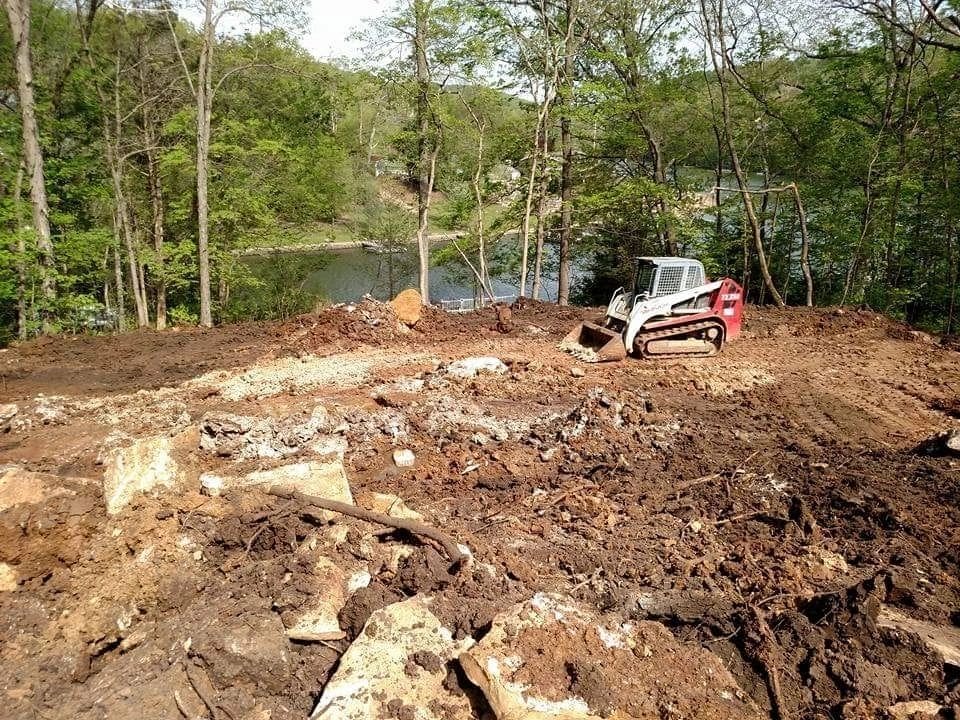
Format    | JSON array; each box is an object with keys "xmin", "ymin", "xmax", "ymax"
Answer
[{"xmin": 561, "ymin": 257, "xmax": 744, "ymax": 361}]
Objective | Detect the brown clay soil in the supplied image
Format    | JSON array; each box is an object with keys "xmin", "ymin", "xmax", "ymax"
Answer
[{"xmin": 1, "ymin": 301, "xmax": 959, "ymax": 719}]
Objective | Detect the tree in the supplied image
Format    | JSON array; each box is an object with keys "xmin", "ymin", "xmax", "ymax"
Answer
[
  {"xmin": 3, "ymin": 0, "xmax": 56, "ymax": 330},
  {"xmin": 165, "ymin": 0, "xmax": 304, "ymax": 327},
  {"xmin": 699, "ymin": 0, "xmax": 785, "ymax": 307}
]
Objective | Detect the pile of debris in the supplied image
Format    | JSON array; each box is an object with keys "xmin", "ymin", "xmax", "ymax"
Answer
[{"xmin": 199, "ymin": 408, "xmax": 344, "ymax": 460}]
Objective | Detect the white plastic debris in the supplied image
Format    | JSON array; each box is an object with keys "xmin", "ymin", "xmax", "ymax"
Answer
[{"xmin": 393, "ymin": 448, "xmax": 416, "ymax": 468}]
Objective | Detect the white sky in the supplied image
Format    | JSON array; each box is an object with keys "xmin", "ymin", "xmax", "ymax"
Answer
[{"xmin": 301, "ymin": 0, "xmax": 385, "ymax": 60}]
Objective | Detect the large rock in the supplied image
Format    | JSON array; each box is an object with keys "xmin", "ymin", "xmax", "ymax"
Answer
[
  {"xmin": 391, "ymin": 288, "xmax": 423, "ymax": 327},
  {"xmin": 310, "ymin": 596, "xmax": 474, "ymax": 720},
  {"xmin": 102, "ymin": 437, "xmax": 182, "ymax": 514},
  {"xmin": 459, "ymin": 593, "xmax": 763, "ymax": 720}
]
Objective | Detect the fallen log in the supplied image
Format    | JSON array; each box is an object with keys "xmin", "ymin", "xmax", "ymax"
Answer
[{"xmin": 266, "ymin": 486, "xmax": 467, "ymax": 568}]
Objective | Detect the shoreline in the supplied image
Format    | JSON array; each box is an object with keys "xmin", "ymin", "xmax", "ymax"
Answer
[{"xmin": 233, "ymin": 232, "xmax": 467, "ymax": 257}]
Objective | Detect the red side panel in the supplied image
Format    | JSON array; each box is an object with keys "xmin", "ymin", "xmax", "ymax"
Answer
[{"xmin": 711, "ymin": 278, "xmax": 744, "ymax": 338}]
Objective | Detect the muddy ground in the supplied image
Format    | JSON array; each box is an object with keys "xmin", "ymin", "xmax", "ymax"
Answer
[{"xmin": 1, "ymin": 300, "xmax": 958, "ymax": 720}]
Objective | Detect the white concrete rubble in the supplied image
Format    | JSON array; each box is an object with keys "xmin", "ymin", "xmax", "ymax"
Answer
[
  {"xmin": 310, "ymin": 596, "xmax": 474, "ymax": 720},
  {"xmin": 101, "ymin": 437, "xmax": 183, "ymax": 514}
]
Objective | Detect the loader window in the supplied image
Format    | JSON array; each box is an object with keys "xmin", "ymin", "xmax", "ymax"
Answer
[{"xmin": 634, "ymin": 263, "xmax": 656, "ymax": 297}]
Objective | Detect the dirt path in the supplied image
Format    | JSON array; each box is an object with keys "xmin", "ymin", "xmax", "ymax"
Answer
[{"xmin": 1, "ymin": 302, "xmax": 958, "ymax": 719}]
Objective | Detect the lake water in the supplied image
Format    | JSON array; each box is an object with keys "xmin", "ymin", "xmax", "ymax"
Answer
[{"xmin": 246, "ymin": 243, "xmax": 587, "ymax": 305}]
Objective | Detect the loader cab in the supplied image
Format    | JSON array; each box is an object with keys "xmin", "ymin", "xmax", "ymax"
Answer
[{"xmin": 633, "ymin": 257, "xmax": 707, "ymax": 300}]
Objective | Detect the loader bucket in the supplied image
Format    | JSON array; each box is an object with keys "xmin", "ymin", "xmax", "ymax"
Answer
[{"xmin": 559, "ymin": 321, "xmax": 628, "ymax": 362}]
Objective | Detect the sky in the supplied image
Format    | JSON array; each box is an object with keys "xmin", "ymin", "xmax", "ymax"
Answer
[{"xmin": 300, "ymin": 0, "xmax": 384, "ymax": 60}]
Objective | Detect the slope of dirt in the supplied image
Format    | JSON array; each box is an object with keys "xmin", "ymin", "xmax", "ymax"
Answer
[{"xmin": 1, "ymin": 303, "xmax": 959, "ymax": 720}]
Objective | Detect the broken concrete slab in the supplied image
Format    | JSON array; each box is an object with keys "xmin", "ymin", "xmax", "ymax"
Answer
[
  {"xmin": 310, "ymin": 596, "xmax": 474, "ymax": 720},
  {"xmin": 102, "ymin": 436, "xmax": 183, "ymax": 514},
  {"xmin": 459, "ymin": 593, "xmax": 763, "ymax": 720},
  {"xmin": 446, "ymin": 356, "xmax": 508, "ymax": 379},
  {"xmin": 878, "ymin": 605, "xmax": 960, "ymax": 667},
  {"xmin": 241, "ymin": 460, "xmax": 353, "ymax": 508}
]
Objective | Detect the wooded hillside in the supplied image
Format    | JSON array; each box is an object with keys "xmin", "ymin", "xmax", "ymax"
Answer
[{"xmin": 1, "ymin": 0, "xmax": 958, "ymax": 341}]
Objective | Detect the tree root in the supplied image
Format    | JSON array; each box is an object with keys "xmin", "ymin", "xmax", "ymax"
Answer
[
  {"xmin": 748, "ymin": 606, "xmax": 791, "ymax": 720},
  {"xmin": 266, "ymin": 486, "xmax": 467, "ymax": 569}
]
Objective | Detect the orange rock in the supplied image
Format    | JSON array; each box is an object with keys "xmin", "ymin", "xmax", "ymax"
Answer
[{"xmin": 391, "ymin": 288, "xmax": 422, "ymax": 326}]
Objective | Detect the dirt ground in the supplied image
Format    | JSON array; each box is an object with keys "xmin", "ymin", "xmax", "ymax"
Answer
[{"xmin": 1, "ymin": 300, "xmax": 959, "ymax": 720}]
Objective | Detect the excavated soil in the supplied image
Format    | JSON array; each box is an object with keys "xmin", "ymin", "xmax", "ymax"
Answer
[{"xmin": 1, "ymin": 303, "xmax": 959, "ymax": 720}]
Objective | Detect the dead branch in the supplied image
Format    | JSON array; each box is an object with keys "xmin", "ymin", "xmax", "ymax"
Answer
[{"xmin": 266, "ymin": 487, "xmax": 467, "ymax": 568}]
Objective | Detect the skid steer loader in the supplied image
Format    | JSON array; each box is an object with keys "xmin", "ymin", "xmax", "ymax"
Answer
[{"xmin": 561, "ymin": 257, "xmax": 744, "ymax": 361}]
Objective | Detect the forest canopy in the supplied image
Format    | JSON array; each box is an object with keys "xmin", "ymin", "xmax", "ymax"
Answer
[{"xmin": 1, "ymin": 0, "xmax": 958, "ymax": 342}]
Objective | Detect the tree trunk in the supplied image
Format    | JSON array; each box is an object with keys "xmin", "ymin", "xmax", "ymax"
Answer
[
  {"xmin": 13, "ymin": 159, "xmax": 28, "ymax": 339},
  {"xmin": 532, "ymin": 120, "xmax": 550, "ymax": 301},
  {"xmin": 701, "ymin": 0, "xmax": 784, "ymax": 307},
  {"xmin": 139, "ymin": 59, "xmax": 167, "ymax": 330},
  {"xmin": 790, "ymin": 184, "xmax": 814, "ymax": 306},
  {"xmin": 113, "ymin": 213, "xmax": 126, "ymax": 331},
  {"xmin": 196, "ymin": 0, "xmax": 215, "ymax": 326},
  {"xmin": 414, "ymin": 0, "xmax": 433, "ymax": 303},
  {"xmin": 4, "ymin": 0, "xmax": 56, "ymax": 329},
  {"xmin": 556, "ymin": 0, "xmax": 578, "ymax": 306}
]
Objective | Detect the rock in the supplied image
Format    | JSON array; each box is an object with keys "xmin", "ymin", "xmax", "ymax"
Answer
[
  {"xmin": 0, "ymin": 403, "xmax": 17, "ymax": 427},
  {"xmin": 945, "ymin": 429, "xmax": 960, "ymax": 454},
  {"xmin": 285, "ymin": 557, "xmax": 350, "ymax": 642},
  {"xmin": 446, "ymin": 356, "xmax": 508, "ymax": 379},
  {"xmin": 459, "ymin": 593, "xmax": 763, "ymax": 720},
  {"xmin": 102, "ymin": 436, "xmax": 182, "ymax": 514},
  {"xmin": 393, "ymin": 448, "xmax": 416, "ymax": 468},
  {"xmin": 0, "ymin": 563, "xmax": 17, "ymax": 591},
  {"xmin": 199, "ymin": 472, "xmax": 226, "ymax": 497},
  {"xmin": 391, "ymin": 288, "xmax": 423, "ymax": 326},
  {"xmin": 310, "ymin": 596, "xmax": 474, "ymax": 720},
  {"xmin": 356, "ymin": 491, "xmax": 423, "ymax": 521},
  {"xmin": 196, "ymin": 614, "xmax": 290, "ymax": 693},
  {"xmin": 888, "ymin": 700, "xmax": 943, "ymax": 719},
  {"xmin": 241, "ymin": 460, "xmax": 353, "ymax": 516},
  {"xmin": 570, "ymin": 366, "xmax": 586, "ymax": 378},
  {"xmin": 878, "ymin": 605, "xmax": 960, "ymax": 667}
]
